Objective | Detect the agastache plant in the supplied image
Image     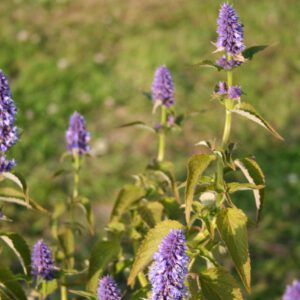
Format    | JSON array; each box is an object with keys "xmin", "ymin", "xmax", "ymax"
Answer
[
  {"xmin": 152, "ymin": 65, "xmax": 175, "ymax": 162},
  {"xmin": 0, "ymin": 3, "xmax": 285, "ymax": 300}
]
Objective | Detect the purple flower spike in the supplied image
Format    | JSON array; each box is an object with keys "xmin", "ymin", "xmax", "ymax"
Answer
[
  {"xmin": 216, "ymin": 55, "xmax": 242, "ymax": 70},
  {"xmin": 151, "ymin": 65, "xmax": 175, "ymax": 107},
  {"xmin": 149, "ymin": 229, "xmax": 189, "ymax": 300},
  {"xmin": 228, "ymin": 86, "xmax": 242, "ymax": 100},
  {"xmin": 97, "ymin": 275, "xmax": 121, "ymax": 300},
  {"xmin": 283, "ymin": 280, "xmax": 300, "ymax": 300},
  {"xmin": 216, "ymin": 3, "xmax": 245, "ymax": 55},
  {"xmin": 0, "ymin": 70, "xmax": 18, "ymax": 172},
  {"xmin": 31, "ymin": 240, "xmax": 55, "ymax": 281},
  {"xmin": 66, "ymin": 112, "xmax": 90, "ymax": 155}
]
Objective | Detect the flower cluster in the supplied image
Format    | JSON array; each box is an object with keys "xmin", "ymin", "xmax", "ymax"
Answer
[
  {"xmin": 216, "ymin": 81, "xmax": 242, "ymax": 100},
  {"xmin": 283, "ymin": 280, "xmax": 300, "ymax": 300},
  {"xmin": 149, "ymin": 229, "xmax": 189, "ymax": 300},
  {"xmin": 97, "ymin": 275, "xmax": 121, "ymax": 300},
  {"xmin": 31, "ymin": 240, "xmax": 55, "ymax": 281},
  {"xmin": 215, "ymin": 3, "xmax": 245, "ymax": 70},
  {"xmin": 66, "ymin": 111, "xmax": 90, "ymax": 155},
  {"xmin": 0, "ymin": 70, "xmax": 18, "ymax": 172},
  {"xmin": 151, "ymin": 65, "xmax": 175, "ymax": 107}
]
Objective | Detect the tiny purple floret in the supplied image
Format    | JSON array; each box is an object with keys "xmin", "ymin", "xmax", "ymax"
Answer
[
  {"xmin": 97, "ymin": 275, "xmax": 121, "ymax": 300},
  {"xmin": 151, "ymin": 65, "xmax": 175, "ymax": 107},
  {"xmin": 31, "ymin": 240, "xmax": 55, "ymax": 281},
  {"xmin": 228, "ymin": 86, "xmax": 242, "ymax": 100},
  {"xmin": 216, "ymin": 3, "xmax": 245, "ymax": 55},
  {"xmin": 283, "ymin": 280, "xmax": 300, "ymax": 300},
  {"xmin": 216, "ymin": 55, "xmax": 242, "ymax": 70},
  {"xmin": 149, "ymin": 229, "xmax": 189, "ymax": 300},
  {"xmin": 66, "ymin": 111, "xmax": 90, "ymax": 155},
  {"xmin": 217, "ymin": 81, "xmax": 228, "ymax": 95}
]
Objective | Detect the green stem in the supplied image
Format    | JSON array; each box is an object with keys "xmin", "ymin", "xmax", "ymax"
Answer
[
  {"xmin": 42, "ymin": 281, "xmax": 47, "ymax": 300},
  {"xmin": 221, "ymin": 109, "xmax": 232, "ymax": 147},
  {"xmin": 216, "ymin": 60, "xmax": 234, "ymax": 202},
  {"xmin": 137, "ymin": 272, "xmax": 148, "ymax": 287},
  {"xmin": 157, "ymin": 105, "xmax": 167, "ymax": 162},
  {"xmin": 61, "ymin": 285, "xmax": 68, "ymax": 300},
  {"xmin": 72, "ymin": 151, "xmax": 81, "ymax": 201}
]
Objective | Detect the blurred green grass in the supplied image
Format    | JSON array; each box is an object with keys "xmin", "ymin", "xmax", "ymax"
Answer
[{"xmin": 1, "ymin": 0, "xmax": 300, "ymax": 298}]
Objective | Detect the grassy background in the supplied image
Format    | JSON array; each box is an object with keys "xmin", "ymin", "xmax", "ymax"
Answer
[{"xmin": 1, "ymin": 0, "xmax": 300, "ymax": 298}]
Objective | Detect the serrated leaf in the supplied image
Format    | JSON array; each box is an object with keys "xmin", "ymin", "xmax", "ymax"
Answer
[
  {"xmin": 231, "ymin": 102, "xmax": 283, "ymax": 140},
  {"xmin": 0, "ymin": 232, "xmax": 31, "ymax": 276},
  {"xmin": 119, "ymin": 121, "xmax": 155, "ymax": 133},
  {"xmin": 86, "ymin": 239, "xmax": 120, "ymax": 292},
  {"xmin": 227, "ymin": 182, "xmax": 264, "ymax": 194},
  {"xmin": 199, "ymin": 267, "xmax": 243, "ymax": 300},
  {"xmin": 185, "ymin": 154, "xmax": 216, "ymax": 225},
  {"xmin": 0, "ymin": 264, "xmax": 27, "ymax": 300},
  {"xmin": 69, "ymin": 290, "xmax": 97, "ymax": 300},
  {"xmin": 216, "ymin": 208, "xmax": 251, "ymax": 292},
  {"xmin": 127, "ymin": 219, "xmax": 183, "ymax": 287},
  {"xmin": 242, "ymin": 45, "xmax": 268, "ymax": 60},
  {"xmin": 234, "ymin": 158, "xmax": 266, "ymax": 222},
  {"xmin": 110, "ymin": 185, "xmax": 145, "ymax": 222},
  {"xmin": 193, "ymin": 60, "xmax": 221, "ymax": 71}
]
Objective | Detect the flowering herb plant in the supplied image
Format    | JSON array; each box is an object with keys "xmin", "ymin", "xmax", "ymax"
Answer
[{"xmin": 0, "ymin": 2, "xmax": 289, "ymax": 300}]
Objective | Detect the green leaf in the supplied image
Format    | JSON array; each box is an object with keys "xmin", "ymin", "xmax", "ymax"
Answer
[
  {"xmin": 0, "ymin": 264, "xmax": 27, "ymax": 300},
  {"xmin": 127, "ymin": 219, "xmax": 183, "ymax": 287},
  {"xmin": 110, "ymin": 185, "xmax": 145, "ymax": 222},
  {"xmin": 234, "ymin": 158, "xmax": 266, "ymax": 222},
  {"xmin": 139, "ymin": 201, "xmax": 164, "ymax": 227},
  {"xmin": 58, "ymin": 228, "xmax": 75, "ymax": 269},
  {"xmin": 216, "ymin": 208, "xmax": 251, "ymax": 292},
  {"xmin": 185, "ymin": 154, "xmax": 216, "ymax": 225},
  {"xmin": 2, "ymin": 172, "xmax": 28, "ymax": 200},
  {"xmin": 193, "ymin": 60, "xmax": 221, "ymax": 71},
  {"xmin": 69, "ymin": 290, "xmax": 96, "ymax": 300},
  {"xmin": 199, "ymin": 267, "xmax": 243, "ymax": 300},
  {"xmin": 78, "ymin": 197, "xmax": 94, "ymax": 234},
  {"xmin": 149, "ymin": 161, "xmax": 180, "ymax": 203},
  {"xmin": 242, "ymin": 45, "xmax": 268, "ymax": 60},
  {"xmin": 0, "ymin": 232, "xmax": 31, "ymax": 276},
  {"xmin": 119, "ymin": 121, "xmax": 155, "ymax": 133},
  {"xmin": 227, "ymin": 182, "xmax": 264, "ymax": 194},
  {"xmin": 231, "ymin": 102, "xmax": 283, "ymax": 140},
  {"xmin": 86, "ymin": 239, "xmax": 120, "ymax": 292}
]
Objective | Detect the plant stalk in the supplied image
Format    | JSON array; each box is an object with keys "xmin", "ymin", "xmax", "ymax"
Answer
[
  {"xmin": 157, "ymin": 105, "xmax": 167, "ymax": 162},
  {"xmin": 61, "ymin": 285, "xmax": 68, "ymax": 300}
]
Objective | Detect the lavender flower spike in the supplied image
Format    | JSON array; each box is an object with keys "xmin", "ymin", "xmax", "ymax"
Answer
[
  {"xmin": 97, "ymin": 275, "xmax": 121, "ymax": 300},
  {"xmin": 0, "ymin": 70, "xmax": 18, "ymax": 172},
  {"xmin": 149, "ymin": 229, "xmax": 189, "ymax": 300},
  {"xmin": 151, "ymin": 65, "xmax": 175, "ymax": 107},
  {"xmin": 283, "ymin": 280, "xmax": 300, "ymax": 300},
  {"xmin": 31, "ymin": 240, "xmax": 55, "ymax": 281},
  {"xmin": 216, "ymin": 3, "xmax": 245, "ymax": 55},
  {"xmin": 66, "ymin": 111, "xmax": 90, "ymax": 155}
]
